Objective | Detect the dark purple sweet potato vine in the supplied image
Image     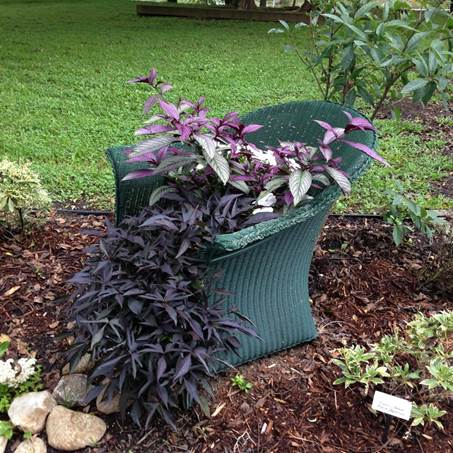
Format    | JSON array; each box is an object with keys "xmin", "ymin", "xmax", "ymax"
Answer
[{"xmin": 69, "ymin": 186, "xmax": 262, "ymax": 428}]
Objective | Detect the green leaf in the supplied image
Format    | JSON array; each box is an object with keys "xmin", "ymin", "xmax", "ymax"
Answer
[
  {"xmin": 344, "ymin": 89, "xmax": 356, "ymax": 107},
  {"xmin": 343, "ymin": 23, "xmax": 367, "ymax": 41},
  {"xmin": 322, "ymin": 13, "xmax": 344, "ymax": 24},
  {"xmin": 407, "ymin": 32, "xmax": 431, "ymax": 52},
  {"xmin": 354, "ymin": 1, "xmax": 379, "ymax": 19},
  {"xmin": 392, "ymin": 225, "xmax": 403, "ymax": 246},
  {"xmin": 384, "ymin": 20, "xmax": 417, "ymax": 32},
  {"xmin": 401, "ymin": 79, "xmax": 428, "ymax": 94},
  {"xmin": 0, "ymin": 421, "xmax": 14, "ymax": 440},
  {"xmin": 341, "ymin": 46, "xmax": 355, "ymax": 70},
  {"xmin": 0, "ymin": 341, "xmax": 9, "ymax": 358},
  {"xmin": 428, "ymin": 51, "xmax": 438, "ymax": 74},
  {"xmin": 289, "ymin": 169, "xmax": 312, "ymax": 206}
]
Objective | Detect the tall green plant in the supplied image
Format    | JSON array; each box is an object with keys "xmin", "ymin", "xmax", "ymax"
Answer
[{"xmin": 270, "ymin": 0, "xmax": 452, "ymax": 119}]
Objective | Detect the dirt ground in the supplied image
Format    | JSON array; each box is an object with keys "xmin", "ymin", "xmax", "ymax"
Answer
[{"xmin": 1, "ymin": 214, "xmax": 451, "ymax": 453}]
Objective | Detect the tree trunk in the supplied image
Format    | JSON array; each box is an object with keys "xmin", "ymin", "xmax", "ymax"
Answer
[{"xmin": 239, "ymin": 0, "xmax": 257, "ymax": 10}]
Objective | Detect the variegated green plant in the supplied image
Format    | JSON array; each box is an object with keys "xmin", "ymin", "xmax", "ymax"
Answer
[{"xmin": 332, "ymin": 310, "xmax": 452, "ymax": 430}]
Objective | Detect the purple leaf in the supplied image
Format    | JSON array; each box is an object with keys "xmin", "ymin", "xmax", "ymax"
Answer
[
  {"xmin": 158, "ymin": 83, "xmax": 172, "ymax": 94},
  {"xmin": 319, "ymin": 144, "xmax": 333, "ymax": 161},
  {"xmin": 313, "ymin": 120, "xmax": 333, "ymax": 130},
  {"xmin": 322, "ymin": 127, "xmax": 345, "ymax": 145},
  {"xmin": 326, "ymin": 166, "xmax": 351, "ymax": 194},
  {"xmin": 143, "ymin": 96, "xmax": 158, "ymax": 114},
  {"xmin": 242, "ymin": 124, "xmax": 263, "ymax": 134},
  {"xmin": 173, "ymin": 354, "xmax": 192, "ymax": 381},
  {"xmin": 122, "ymin": 170, "xmax": 154, "ymax": 181},
  {"xmin": 344, "ymin": 115, "xmax": 375, "ymax": 132},
  {"xmin": 148, "ymin": 68, "xmax": 158, "ymax": 85},
  {"xmin": 341, "ymin": 140, "xmax": 389, "ymax": 165},
  {"xmin": 157, "ymin": 356, "xmax": 167, "ymax": 381},
  {"xmin": 159, "ymin": 100, "xmax": 179, "ymax": 120},
  {"xmin": 125, "ymin": 152, "xmax": 156, "ymax": 163},
  {"xmin": 135, "ymin": 124, "xmax": 173, "ymax": 136}
]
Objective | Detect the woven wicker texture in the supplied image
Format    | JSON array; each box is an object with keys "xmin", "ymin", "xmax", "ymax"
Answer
[{"xmin": 106, "ymin": 101, "xmax": 376, "ymax": 368}]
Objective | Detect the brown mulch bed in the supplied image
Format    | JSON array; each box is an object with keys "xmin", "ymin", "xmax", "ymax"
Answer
[{"xmin": 1, "ymin": 213, "xmax": 451, "ymax": 453}]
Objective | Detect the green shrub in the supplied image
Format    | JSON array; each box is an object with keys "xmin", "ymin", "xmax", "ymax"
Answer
[
  {"xmin": 0, "ymin": 159, "xmax": 51, "ymax": 229},
  {"xmin": 384, "ymin": 186, "xmax": 449, "ymax": 246},
  {"xmin": 333, "ymin": 311, "xmax": 453, "ymax": 430},
  {"xmin": 270, "ymin": 0, "xmax": 452, "ymax": 119}
]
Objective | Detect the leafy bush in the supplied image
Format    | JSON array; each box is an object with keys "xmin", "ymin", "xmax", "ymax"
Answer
[
  {"xmin": 384, "ymin": 187, "xmax": 449, "ymax": 246},
  {"xmin": 0, "ymin": 341, "xmax": 43, "ymax": 413},
  {"xmin": 333, "ymin": 311, "xmax": 453, "ymax": 429},
  {"xmin": 270, "ymin": 1, "xmax": 452, "ymax": 119},
  {"xmin": 70, "ymin": 186, "xmax": 259, "ymax": 428},
  {"xmin": 0, "ymin": 159, "xmax": 51, "ymax": 230}
]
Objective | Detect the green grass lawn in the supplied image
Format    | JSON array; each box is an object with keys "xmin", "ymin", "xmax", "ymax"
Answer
[{"xmin": 1, "ymin": 0, "xmax": 451, "ymax": 212}]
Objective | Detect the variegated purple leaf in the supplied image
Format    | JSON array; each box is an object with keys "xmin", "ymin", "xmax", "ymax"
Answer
[
  {"xmin": 289, "ymin": 169, "xmax": 312, "ymax": 206},
  {"xmin": 319, "ymin": 144, "xmax": 333, "ymax": 161},
  {"xmin": 143, "ymin": 95, "xmax": 158, "ymax": 114},
  {"xmin": 159, "ymin": 100, "xmax": 179, "ymax": 120},
  {"xmin": 122, "ymin": 169, "xmax": 154, "ymax": 181},
  {"xmin": 341, "ymin": 140, "xmax": 389, "ymax": 165},
  {"xmin": 135, "ymin": 124, "xmax": 173, "ymax": 136},
  {"xmin": 195, "ymin": 134, "xmax": 217, "ymax": 159},
  {"xmin": 242, "ymin": 124, "xmax": 263, "ymax": 134},
  {"xmin": 326, "ymin": 166, "xmax": 351, "ymax": 194},
  {"xmin": 130, "ymin": 135, "xmax": 178, "ymax": 158},
  {"xmin": 158, "ymin": 83, "xmax": 172, "ymax": 94},
  {"xmin": 344, "ymin": 114, "xmax": 375, "ymax": 132},
  {"xmin": 148, "ymin": 68, "xmax": 158, "ymax": 85},
  {"xmin": 322, "ymin": 127, "xmax": 345, "ymax": 145}
]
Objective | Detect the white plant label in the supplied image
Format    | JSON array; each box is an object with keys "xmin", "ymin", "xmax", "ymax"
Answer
[{"xmin": 372, "ymin": 391, "xmax": 412, "ymax": 421}]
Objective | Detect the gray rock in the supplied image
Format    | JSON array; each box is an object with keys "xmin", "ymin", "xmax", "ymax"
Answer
[
  {"xmin": 62, "ymin": 354, "xmax": 93, "ymax": 375},
  {"xmin": 53, "ymin": 374, "xmax": 89, "ymax": 407},
  {"xmin": 0, "ymin": 437, "xmax": 7, "ymax": 453},
  {"xmin": 46, "ymin": 406, "xmax": 106, "ymax": 451},
  {"xmin": 14, "ymin": 437, "xmax": 47, "ymax": 453},
  {"xmin": 8, "ymin": 391, "xmax": 56, "ymax": 434}
]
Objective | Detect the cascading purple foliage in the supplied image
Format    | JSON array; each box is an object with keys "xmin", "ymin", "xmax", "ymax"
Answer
[
  {"xmin": 69, "ymin": 186, "xmax": 262, "ymax": 428},
  {"xmin": 70, "ymin": 68, "xmax": 387, "ymax": 428}
]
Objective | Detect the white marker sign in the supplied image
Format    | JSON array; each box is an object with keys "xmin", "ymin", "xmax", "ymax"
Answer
[{"xmin": 372, "ymin": 391, "xmax": 412, "ymax": 421}]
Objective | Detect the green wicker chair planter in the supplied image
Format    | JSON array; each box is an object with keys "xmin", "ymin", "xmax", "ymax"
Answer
[{"xmin": 106, "ymin": 101, "xmax": 376, "ymax": 370}]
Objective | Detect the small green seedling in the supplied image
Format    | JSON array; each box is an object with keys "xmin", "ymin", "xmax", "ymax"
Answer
[{"xmin": 231, "ymin": 374, "xmax": 253, "ymax": 393}]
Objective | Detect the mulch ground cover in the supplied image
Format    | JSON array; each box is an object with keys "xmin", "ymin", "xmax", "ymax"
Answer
[{"xmin": 1, "ymin": 212, "xmax": 451, "ymax": 453}]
